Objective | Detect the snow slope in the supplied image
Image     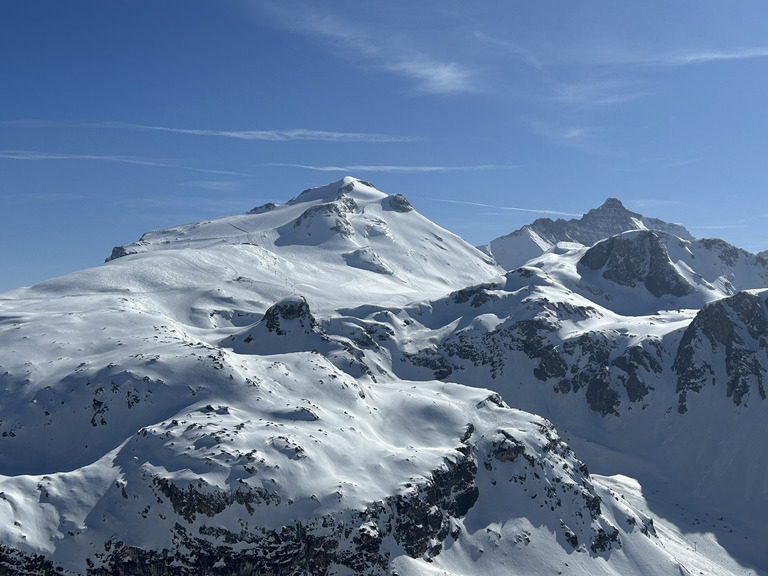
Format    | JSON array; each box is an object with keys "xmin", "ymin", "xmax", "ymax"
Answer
[
  {"xmin": 0, "ymin": 178, "xmax": 765, "ymax": 575},
  {"xmin": 362, "ymin": 270, "xmax": 768, "ymax": 567},
  {"xmin": 100, "ymin": 177, "xmax": 502, "ymax": 315}
]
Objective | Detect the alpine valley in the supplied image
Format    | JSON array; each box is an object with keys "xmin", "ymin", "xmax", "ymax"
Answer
[{"xmin": 0, "ymin": 177, "xmax": 766, "ymax": 576}]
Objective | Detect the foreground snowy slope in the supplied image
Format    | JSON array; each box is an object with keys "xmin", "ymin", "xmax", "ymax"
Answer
[
  {"xmin": 0, "ymin": 178, "xmax": 765, "ymax": 575},
  {"xmin": 351, "ymin": 270, "xmax": 767, "ymax": 563}
]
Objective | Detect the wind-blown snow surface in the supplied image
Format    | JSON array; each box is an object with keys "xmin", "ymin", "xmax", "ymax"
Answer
[
  {"xmin": 0, "ymin": 178, "xmax": 765, "ymax": 575},
  {"xmin": 100, "ymin": 177, "xmax": 501, "ymax": 315}
]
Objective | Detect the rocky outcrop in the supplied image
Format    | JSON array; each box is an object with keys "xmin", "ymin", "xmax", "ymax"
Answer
[
  {"xmin": 450, "ymin": 283, "xmax": 501, "ymax": 308},
  {"xmin": 0, "ymin": 545, "xmax": 62, "ymax": 576},
  {"xmin": 292, "ymin": 197, "xmax": 358, "ymax": 239},
  {"xmin": 247, "ymin": 202, "xmax": 277, "ymax": 215},
  {"xmin": 386, "ymin": 194, "xmax": 413, "ymax": 213},
  {"xmin": 88, "ymin": 453, "xmax": 478, "ymax": 575},
  {"xmin": 396, "ymin": 282, "xmax": 664, "ymax": 417},
  {"xmin": 262, "ymin": 296, "xmax": 317, "ymax": 336},
  {"xmin": 79, "ymin": 427, "xmax": 484, "ymax": 576},
  {"xmin": 579, "ymin": 231, "xmax": 693, "ymax": 298},
  {"xmin": 105, "ymin": 245, "xmax": 138, "ymax": 262},
  {"xmin": 481, "ymin": 418, "xmax": 624, "ymax": 555},
  {"xmin": 79, "ymin": 409, "xmax": 629, "ymax": 575},
  {"xmin": 611, "ymin": 345, "xmax": 660, "ymax": 403},
  {"xmin": 674, "ymin": 290, "xmax": 768, "ymax": 413}
]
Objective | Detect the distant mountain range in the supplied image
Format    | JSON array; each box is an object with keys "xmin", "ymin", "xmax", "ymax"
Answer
[
  {"xmin": 479, "ymin": 197, "xmax": 695, "ymax": 269},
  {"xmin": 0, "ymin": 178, "xmax": 765, "ymax": 575}
]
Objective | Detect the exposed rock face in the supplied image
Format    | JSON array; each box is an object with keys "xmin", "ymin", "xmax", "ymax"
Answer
[
  {"xmin": 82, "ymin": 412, "xmax": 626, "ymax": 576},
  {"xmin": 450, "ymin": 283, "xmax": 501, "ymax": 308},
  {"xmin": 0, "ymin": 384, "xmax": 635, "ymax": 576},
  {"xmin": 290, "ymin": 197, "xmax": 358, "ymax": 240},
  {"xmin": 88, "ymin": 450, "xmax": 480, "ymax": 576},
  {"xmin": 386, "ymin": 194, "xmax": 413, "ymax": 213},
  {"xmin": 104, "ymin": 245, "xmax": 137, "ymax": 262},
  {"xmin": 262, "ymin": 296, "xmax": 317, "ymax": 335},
  {"xmin": 482, "ymin": 197, "xmax": 694, "ymax": 270},
  {"xmin": 395, "ymin": 276, "xmax": 663, "ymax": 417},
  {"xmin": 0, "ymin": 545, "xmax": 61, "ymax": 576},
  {"xmin": 579, "ymin": 231, "xmax": 693, "ymax": 298},
  {"xmin": 479, "ymin": 417, "xmax": 626, "ymax": 556},
  {"xmin": 699, "ymin": 237, "xmax": 763, "ymax": 268},
  {"xmin": 611, "ymin": 346, "xmax": 661, "ymax": 403},
  {"xmin": 223, "ymin": 296, "xmax": 327, "ymax": 357},
  {"xmin": 247, "ymin": 202, "xmax": 277, "ymax": 214},
  {"xmin": 518, "ymin": 197, "xmax": 693, "ymax": 248},
  {"xmin": 674, "ymin": 291, "xmax": 768, "ymax": 413}
]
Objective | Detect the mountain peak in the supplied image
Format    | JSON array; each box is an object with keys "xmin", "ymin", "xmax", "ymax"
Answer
[
  {"xmin": 287, "ymin": 177, "xmax": 385, "ymax": 205},
  {"xmin": 597, "ymin": 197, "xmax": 629, "ymax": 211},
  {"xmin": 482, "ymin": 197, "xmax": 694, "ymax": 270},
  {"xmin": 2, "ymin": 177, "xmax": 766, "ymax": 575},
  {"xmin": 584, "ymin": 198, "xmax": 641, "ymax": 222},
  {"xmin": 101, "ymin": 178, "xmax": 501, "ymax": 314}
]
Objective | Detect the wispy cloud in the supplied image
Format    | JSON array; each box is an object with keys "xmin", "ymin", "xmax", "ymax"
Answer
[
  {"xmin": 689, "ymin": 222, "xmax": 748, "ymax": 231},
  {"xmin": 662, "ymin": 47, "xmax": 768, "ymax": 67},
  {"xmin": 1, "ymin": 192, "xmax": 89, "ymax": 203},
  {"xmin": 524, "ymin": 119, "xmax": 610, "ymax": 155},
  {"xmin": 419, "ymin": 197, "xmax": 582, "ymax": 218},
  {"xmin": 468, "ymin": 36, "xmax": 768, "ymax": 71},
  {"xmin": 385, "ymin": 59, "xmax": 473, "ymax": 94},
  {"xmin": 528, "ymin": 121, "xmax": 601, "ymax": 145},
  {"xmin": 253, "ymin": 3, "xmax": 475, "ymax": 94},
  {"xmin": 662, "ymin": 48, "xmax": 768, "ymax": 66},
  {"xmin": 0, "ymin": 149, "xmax": 252, "ymax": 176},
  {"xmin": 111, "ymin": 123, "xmax": 417, "ymax": 143},
  {"xmin": 1, "ymin": 120, "xmax": 416, "ymax": 143},
  {"xmin": 473, "ymin": 31, "xmax": 542, "ymax": 69},
  {"xmin": 586, "ymin": 47, "xmax": 768, "ymax": 68},
  {"xmin": 471, "ymin": 26, "xmax": 768, "ymax": 71},
  {"xmin": 612, "ymin": 158, "xmax": 700, "ymax": 173},
  {"xmin": 559, "ymin": 127, "xmax": 592, "ymax": 140},
  {"xmin": 0, "ymin": 149, "xmax": 148, "ymax": 163},
  {"xmin": 269, "ymin": 163, "xmax": 517, "ymax": 173},
  {"xmin": 181, "ymin": 180, "xmax": 249, "ymax": 191},
  {"xmin": 552, "ymin": 79, "xmax": 647, "ymax": 107}
]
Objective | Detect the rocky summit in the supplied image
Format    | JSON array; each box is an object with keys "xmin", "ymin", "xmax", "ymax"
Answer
[{"xmin": 0, "ymin": 178, "xmax": 766, "ymax": 575}]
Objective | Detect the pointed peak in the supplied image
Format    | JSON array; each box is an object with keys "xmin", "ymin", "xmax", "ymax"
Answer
[
  {"xmin": 584, "ymin": 197, "xmax": 641, "ymax": 221},
  {"xmin": 596, "ymin": 198, "xmax": 628, "ymax": 211}
]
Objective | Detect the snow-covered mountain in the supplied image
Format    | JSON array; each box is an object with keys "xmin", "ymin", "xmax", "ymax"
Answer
[
  {"xmin": 0, "ymin": 178, "xmax": 765, "ymax": 575},
  {"xmin": 480, "ymin": 198, "xmax": 695, "ymax": 270},
  {"xmin": 102, "ymin": 177, "xmax": 501, "ymax": 315}
]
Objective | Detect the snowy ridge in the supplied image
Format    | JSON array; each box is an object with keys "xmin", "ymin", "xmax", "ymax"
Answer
[
  {"xmin": 481, "ymin": 197, "xmax": 696, "ymax": 270},
  {"xmin": 100, "ymin": 176, "xmax": 501, "ymax": 315},
  {"xmin": 0, "ymin": 179, "xmax": 766, "ymax": 575}
]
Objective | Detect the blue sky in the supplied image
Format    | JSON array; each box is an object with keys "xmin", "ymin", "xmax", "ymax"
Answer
[{"xmin": 3, "ymin": 1, "xmax": 768, "ymax": 291}]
